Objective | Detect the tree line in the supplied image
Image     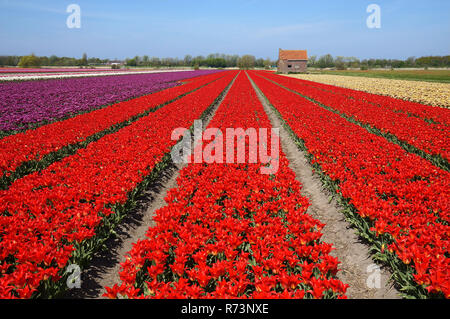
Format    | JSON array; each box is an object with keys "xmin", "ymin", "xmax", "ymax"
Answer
[
  {"xmin": 0, "ymin": 53, "xmax": 108, "ymax": 68},
  {"xmin": 124, "ymin": 53, "xmax": 274, "ymax": 69},
  {"xmin": 0, "ymin": 53, "xmax": 275, "ymax": 69},
  {"xmin": 1, "ymin": 53, "xmax": 448, "ymax": 69},
  {"xmin": 308, "ymin": 54, "xmax": 450, "ymax": 69}
]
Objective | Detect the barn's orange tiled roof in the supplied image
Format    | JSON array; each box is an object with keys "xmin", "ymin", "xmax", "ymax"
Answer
[{"xmin": 279, "ymin": 49, "xmax": 308, "ymax": 60}]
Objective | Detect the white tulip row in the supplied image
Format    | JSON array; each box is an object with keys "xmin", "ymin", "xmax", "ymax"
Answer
[{"xmin": 0, "ymin": 69, "xmax": 193, "ymax": 82}]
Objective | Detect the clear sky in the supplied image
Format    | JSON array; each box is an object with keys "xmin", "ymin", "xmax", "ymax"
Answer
[{"xmin": 0, "ymin": 0, "xmax": 449, "ymax": 60}]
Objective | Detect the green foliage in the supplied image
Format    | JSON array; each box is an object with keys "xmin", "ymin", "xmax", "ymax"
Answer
[
  {"xmin": 415, "ymin": 55, "xmax": 450, "ymax": 68},
  {"xmin": 204, "ymin": 57, "xmax": 227, "ymax": 68},
  {"xmin": 0, "ymin": 56, "xmax": 20, "ymax": 66},
  {"xmin": 126, "ymin": 58, "xmax": 137, "ymax": 67},
  {"xmin": 335, "ymin": 63, "xmax": 347, "ymax": 70},
  {"xmin": 263, "ymin": 58, "xmax": 272, "ymax": 69},
  {"xmin": 80, "ymin": 53, "xmax": 88, "ymax": 66},
  {"xmin": 2, "ymin": 53, "xmax": 448, "ymax": 69},
  {"xmin": 17, "ymin": 54, "xmax": 41, "ymax": 68},
  {"xmin": 317, "ymin": 54, "xmax": 334, "ymax": 68},
  {"xmin": 334, "ymin": 56, "xmax": 346, "ymax": 70}
]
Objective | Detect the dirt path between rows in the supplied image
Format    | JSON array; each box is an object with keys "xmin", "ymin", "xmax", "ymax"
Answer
[
  {"xmin": 66, "ymin": 72, "xmax": 399, "ymax": 299},
  {"xmin": 65, "ymin": 73, "xmax": 239, "ymax": 299},
  {"xmin": 248, "ymin": 72, "xmax": 400, "ymax": 299}
]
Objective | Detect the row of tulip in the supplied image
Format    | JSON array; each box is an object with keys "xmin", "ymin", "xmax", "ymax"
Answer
[
  {"xmin": 0, "ymin": 71, "xmax": 237, "ymax": 298},
  {"xmin": 259, "ymin": 72, "xmax": 449, "ymax": 164},
  {"xmin": 280, "ymin": 73, "xmax": 450, "ymax": 126},
  {"xmin": 0, "ymin": 71, "xmax": 228, "ymax": 188},
  {"xmin": 0, "ymin": 68, "xmax": 124, "ymax": 73},
  {"xmin": 284, "ymin": 73, "xmax": 450, "ymax": 110},
  {"xmin": 0, "ymin": 70, "xmax": 222, "ymax": 133},
  {"xmin": 248, "ymin": 71, "xmax": 449, "ymax": 298},
  {"xmin": 104, "ymin": 72, "xmax": 348, "ymax": 299}
]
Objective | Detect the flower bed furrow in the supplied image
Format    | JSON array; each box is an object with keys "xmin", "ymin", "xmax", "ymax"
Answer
[
  {"xmin": 104, "ymin": 72, "xmax": 348, "ymax": 299},
  {"xmin": 249, "ymin": 71, "xmax": 449, "ymax": 298},
  {"xmin": 0, "ymin": 71, "xmax": 237, "ymax": 299},
  {"xmin": 0, "ymin": 71, "xmax": 228, "ymax": 188},
  {"xmin": 0, "ymin": 70, "xmax": 222, "ymax": 133},
  {"xmin": 261, "ymin": 72, "xmax": 450, "ymax": 164}
]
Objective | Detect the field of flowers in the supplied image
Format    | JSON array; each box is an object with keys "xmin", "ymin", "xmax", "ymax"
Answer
[
  {"xmin": 0, "ymin": 70, "xmax": 234, "ymax": 298},
  {"xmin": 285, "ymin": 73, "xmax": 450, "ymax": 108},
  {"xmin": 0, "ymin": 68, "xmax": 122, "ymax": 73},
  {"xmin": 248, "ymin": 70, "xmax": 449, "ymax": 298},
  {"xmin": 0, "ymin": 69, "xmax": 194, "ymax": 83},
  {"xmin": 0, "ymin": 71, "xmax": 227, "ymax": 188},
  {"xmin": 105, "ymin": 72, "xmax": 348, "ymax": 299},
  {"xmin": 260, "ymin": 72, "xmax": 450, "ymax": 167},
  {"xmin": 0, "ymin": 70, "xmax": 219, "ymax": 132},
  {"xmin": 0, "ymin": 68, "xmax": 448, "ymax": 299}
]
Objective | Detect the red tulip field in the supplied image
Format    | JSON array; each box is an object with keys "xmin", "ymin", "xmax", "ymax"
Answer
[{"xmin": 0, "ymin": 69, "xmax": 448, "ymax": 299}]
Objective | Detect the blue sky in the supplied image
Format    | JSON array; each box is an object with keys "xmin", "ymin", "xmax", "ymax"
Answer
[{"xmin": 0, "ymin": 0, "xmax": 449, "ymax": 60}]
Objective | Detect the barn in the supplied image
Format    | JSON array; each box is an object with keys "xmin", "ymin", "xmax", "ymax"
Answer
[{"xmin": 277, "ymin": 49, "xmax": 308, "ymax": 73}]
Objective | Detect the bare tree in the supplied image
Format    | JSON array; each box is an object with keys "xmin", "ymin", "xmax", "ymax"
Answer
[
  {"xmin": 308, "ymin": 55, "xmax": 317, "ymax": 67},
  {"xmin": 237, "ymin": 55, "xmax": 255, "ymax": 69}
]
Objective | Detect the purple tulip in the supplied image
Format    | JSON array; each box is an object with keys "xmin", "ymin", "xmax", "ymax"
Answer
[{"xmin": 0, "ymin": 70, "xmax": 221, "ymax": 132}]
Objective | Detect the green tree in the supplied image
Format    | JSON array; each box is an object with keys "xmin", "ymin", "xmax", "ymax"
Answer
[
  {"xmin": 49, "ymin": 55, "xmax": 58, "ymax": 65},
  {"xmin": 255, "ymin": 58, "xmax": 264, "ymax": 68},
  {"xmin": 126, "ymin": 57, "xmax": 137, "ymax": 67},
  {"xmin": 348, "ymin": 57, "xmax": 360, "ymax": 68},
  {"xmin": 18, "ymin": 54, "xmax": 41, "ymax": 68},
  {"xmin": 142, "ymin": 55, "xmax": 150, "ymax": 66},
  {"xmin": 263, "ymin": 58, "xmax": 272, "ymax": 69},
  {"xmin": 80, "ymin": 53, "xmax": 88, "ymax": 66},
  {"xmin": 334, "ymin": 56, "xmax": 347, "ymax": 70},
  {"xmin": 317, "ymin": 54, "xmax": 334, "ymax": 68}
]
